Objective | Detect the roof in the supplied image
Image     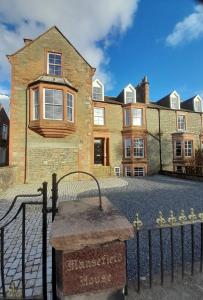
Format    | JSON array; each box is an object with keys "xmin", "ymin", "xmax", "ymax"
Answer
[
  {"xmin": 28, "ymin": 75, "xmax": 78, "ymax": 91},
  {"xmin": 7, "ymin": 26, "xmax": 95, "ymax": 70},
  {"xmin": 104, "ymin": 96, "xmax": 122, "ymax": 105}
]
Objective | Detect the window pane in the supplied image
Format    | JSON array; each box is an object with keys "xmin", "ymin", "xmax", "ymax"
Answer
[
  {"xmin": 53, "ymin": 90, "xmax": 63, "ymax": 104},
  {"xmin": 134, "ymin": 167, "xmax": 144, "ymax": 176},
  {"xmin": 132, "ymin": 108, "xmax": 142, "ymax": 126},
  {"xmin": 134, "ymin": 138, "xmax": 144, "ymax": 157},
  {"xmin": 33, "ymin": 89, "xmax": 39, "ymax": 120},
  {"xmin": 175, "ymin": 141, "xmax": 182, "ymax": 156},
  {"xmin": 67, "ymin": 93, "xmax": 74, "ymax": 122},
  {"xmin": 44, "ymin": 89, "xmax": 63, "ymax": 120},
  {"xmin": 45, "ymin": 105, "xmax": 53, "ymax": 119},
  {"xmin": 53, "ymin": 106, "xmax": 63, "ymax": 119},
  {"xmin": 48, "ymin": 53, "xmax": 62, "ymax": 76},
  {"xmin": 185, "ymin": 140, "xmax": 193, "ymax": 157},
  {"xmin": 126, "ymin": 91, "xmax": 134, "ymax": 103},
  {"xmin": 125, "ymin": 138, "xmax": 131, "ymax": 158},
  {"xmin": 125, "ymin": 109, "xmax": 130, "ymax": 126},
  {"xmin": 94, "ymin": 107, "xmax": 104, "ymax": 125},
  {"xmin": 178, "ymin": 115, "xmax": 186, "ymax": 130},
  {"xmin": 93, "ymin": 87, "xmax": 103, "ymax": 101},
  {"xmin": 125, "ymin": 167, "xmax": 131, "ymax": 176}
]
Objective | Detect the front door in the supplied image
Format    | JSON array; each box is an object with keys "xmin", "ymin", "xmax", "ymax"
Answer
[{"xmin": 94, "ymin": 138, "xmax": 104, "ymax": 165}]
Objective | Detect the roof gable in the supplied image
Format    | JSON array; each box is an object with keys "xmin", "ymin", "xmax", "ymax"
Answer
[{"xmin": 7, "ymin": 26, "xmax": 95, "ymax": 70}]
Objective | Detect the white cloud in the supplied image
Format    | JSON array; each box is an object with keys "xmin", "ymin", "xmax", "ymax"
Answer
[
  {"xmin": 0, "ymin": 0, "xmax": 139, "ymax": 91},
  {"xmin": 166, "ymin": 5, "xmax": 203, "ymax": 46}
]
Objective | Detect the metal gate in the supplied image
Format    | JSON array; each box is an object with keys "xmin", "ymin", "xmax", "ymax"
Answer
[{"xmin": 0, "ymin": 182, "xmax": 49, "ymax": 299}]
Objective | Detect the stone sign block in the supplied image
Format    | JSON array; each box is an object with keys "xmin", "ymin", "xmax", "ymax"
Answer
[{"xmin": 56, "ymin": 241, "xmax": 126, "ymax": 296}]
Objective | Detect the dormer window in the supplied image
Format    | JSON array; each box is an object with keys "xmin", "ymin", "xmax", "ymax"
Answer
[
  {"xmin": 47, "ymin": 52, "xmax": 62, "ymax": 76},
  {"xmin": 170, "ymin": 92, "xmax": 180, "ymax": 110},
  {"xmin": 92, "ymin": 79, "xmax": 104, "ymax": 101},
  {"xmin": 124, "ymin": 84, "xmax": 136, "ymax": 104},
  {"xmin": 194, "ymin": 96, "xmax": 202, "ymax": 112}
]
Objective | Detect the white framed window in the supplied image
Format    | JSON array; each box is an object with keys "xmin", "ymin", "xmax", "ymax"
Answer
[
  {"xmin": 43, "ymin": 89, "xmax": 63, "ymax": 120},
  {"xmin": 33, "ymin": 89, "xmax": 39, "ymax": 120},
  {"xmin": 194, "ymin": 97, "xmax": 202, "ymax": 112},
  {"xmin": 114, "ymin": 167, "xmax": 121, "ymax": 177},
  {"xmin": 125, "ymin": 167, "xmax": 131, "ymax": 177},
  {"xmin": 170, "ymin": 92, "xmax": 180, "ymax": 110},
  {"xmin": 94, "ymin": 107, "xmax": 104, "ymax": 125},
  {"xmin": 2, "ymin": 124, "xmax": 8, "ymax": 141},
  {"xmin": 67, "ymin": 93, "xmax": 74, "ymax": 122},
  {"xmin": 132, "ymin": 108, "xmax": 142, "ymax": 126},
  {"xmin": 124, "ymin": 109, "xmax": 130, "ymax": 126},
  {"xmin": 134, "ymin": 167, "xmax": 144, "ymax": 176},
  {"xmin": 175, "ymin": 141, "xmax": 182, "ymax": 157},
  {"xmin": 47, "ymin": 52, "xmax": 62, "ymax": 76},
  {"xmin": 177, "ymin": 115, "xmax": 186, "ymax": 131},
  {"xmin": 185, "ymin": 140, "xmax": 193, "ymax": 157},
  {"xmin": 134, "ymin": 138, "xmax": 144, "ymax": 158},
  {"xmin": 124, "ymin": 84, "xmax": 136, "ymax": 104},
  {"xmin": 92, "ymin": 79, "xmax": 104, "ymax": 101},
  {"xmin": 124, "ymin": 138, "xmax": 131, "ymax": 158}
]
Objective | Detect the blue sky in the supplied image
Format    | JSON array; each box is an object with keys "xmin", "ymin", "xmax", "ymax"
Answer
[{"xmin": 0, "ymin": 0, "xmax": 203, "ymax": 112}]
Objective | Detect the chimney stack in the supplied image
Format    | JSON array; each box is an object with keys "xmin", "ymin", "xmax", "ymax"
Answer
[
  {"xmin": 23, "ymin": 38, "xmax": 33, "ymax": 46},
  {"xmin": 137, "ymin": 76, "xmax": 149, "ymax": 103}
]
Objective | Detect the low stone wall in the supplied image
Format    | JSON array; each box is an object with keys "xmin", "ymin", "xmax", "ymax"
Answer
[
  {"xmin": 0, "ymin": 166, "xmax": 17, "ymax": 192},
  {"xmin": 160, "ymin": 170, "xmax": 203, "ymax": 182}
]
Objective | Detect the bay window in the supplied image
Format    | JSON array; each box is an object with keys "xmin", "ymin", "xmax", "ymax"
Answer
[
  {"xmin": 44, "ymin": 89, "xmax": 63, "ymax": 120},
  {"xmin": 124, "ymin": 138, "xmax": 131, "ymax": 158},
  {"xmin": 29, "ymin": 82, "xmax": 77, "ymax": 137},
  {"xmin": 134, "ymin": 138, "xmax": 144, "ymax": 158}
]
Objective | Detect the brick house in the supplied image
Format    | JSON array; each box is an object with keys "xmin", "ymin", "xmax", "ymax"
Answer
[
  {"xmin": 7, "ymin": 26, "xmax": 203, "ymax": 183},
  {"xmin": 0, "ymin": 105, "xmax": 9, "ymax": 166}
]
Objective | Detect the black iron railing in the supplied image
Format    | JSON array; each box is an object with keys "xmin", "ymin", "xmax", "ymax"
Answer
[{"xmin": 126, "ymin": 209, "xmax": 203, "ymax": 294}]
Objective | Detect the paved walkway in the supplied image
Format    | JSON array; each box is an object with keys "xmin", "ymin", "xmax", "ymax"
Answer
[{"xmin": 1, "ymin": 175, "xmax": 203, "ymax": 299}]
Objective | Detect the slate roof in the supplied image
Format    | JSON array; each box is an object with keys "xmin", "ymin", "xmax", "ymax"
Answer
[{"xmin": 28, "ymin": 75, "xmax": 78, "ymax": 91}]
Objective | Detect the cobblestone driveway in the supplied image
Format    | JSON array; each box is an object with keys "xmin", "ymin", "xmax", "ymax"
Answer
[{"xmin": 0, "ymin": 175, "xmax": 203, "ymax": 298}]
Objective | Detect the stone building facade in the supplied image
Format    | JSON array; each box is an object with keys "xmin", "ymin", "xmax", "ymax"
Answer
[{"xmin": 7, "ymin": 26, "xmax": 203, "ymax": 183}]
